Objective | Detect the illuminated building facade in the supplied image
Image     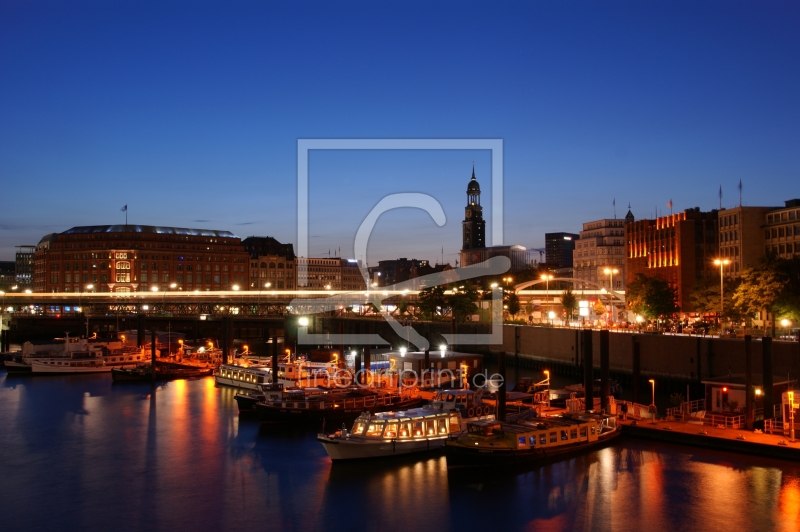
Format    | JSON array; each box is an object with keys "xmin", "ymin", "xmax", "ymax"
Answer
[
  {"xmin": 243, "ymin": 236, "xmax": 296, "ymax": 290},
  {"xmin": 573, "ymin": 218, "xmax": 626, "ymax": 290},
  {"xmin": 33, "ymin": 225, "xmax": 249, "ymax": 293},
  {"xmin": 626, "ymin": 208, "xmax": 718, "ymax": 313}
]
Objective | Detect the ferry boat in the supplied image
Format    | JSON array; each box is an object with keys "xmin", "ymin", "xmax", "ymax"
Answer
[
  {"xmin": 254, "ymin": 387, "xmax": 423, "ymax": 425},
  {"xmin": 444, "ymin": 411, "xmax": 620, "ymax": 468},
  {"xmin": 316, "ymin": 389, "xmax": 496, "ymax": 460},
  {"xmin": 30, "ymin": 350, "xmax": 109, "ymax": 374},
  {"xmin": 214, "ymin": 363, "xmax": 272, "ymax": 390}
]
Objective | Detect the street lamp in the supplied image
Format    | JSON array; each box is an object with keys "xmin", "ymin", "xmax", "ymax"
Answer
[
  {"xmin": 543, "ymin": 369, "xmax": 551, "ymax": 408},
  {"xmin": 713, "ymin": 259, "xmax": 730, "ymax": 327},
  {"xmin": 603, "ymin": 268, "xmax": 619, "ymax": 325},
  {"xmin": 541, "ymin": 274, "xmax": 553, "ymax": 313},
  {"xmin": 648, "ymin": 379, "xmax": 656, "ymax": 423}
]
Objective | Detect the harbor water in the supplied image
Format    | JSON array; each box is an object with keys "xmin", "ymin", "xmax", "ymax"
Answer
[{"xmin": 1, "ymin": 371, "xmax": 799, "ymax": 532}]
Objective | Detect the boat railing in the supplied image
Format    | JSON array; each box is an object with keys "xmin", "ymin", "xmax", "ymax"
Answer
[{"xmin": 616, "ymin": 400, "xmax": 656, "ymax": 420}]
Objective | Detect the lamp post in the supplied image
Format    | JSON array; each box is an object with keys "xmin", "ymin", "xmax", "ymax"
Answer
[
  {"xmin": 603, "ymin": 268, "xmax": 619, "ymax": 325},
  {"xmin": 541, "ymin": 274, "xmax": 553, "ymax": 319},
  {"xmin": 648, "ymin": 379, "xmax": 656, "ymax": 423},
  {"xmin": 713, "ymin": 259, "xmax": 730, "ymax": 328}
]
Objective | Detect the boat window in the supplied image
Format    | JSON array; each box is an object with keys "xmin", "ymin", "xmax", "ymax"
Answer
[
  {"xmin": 424, "ymin": 419, "xmax": 438, "ymax": 436},
  {"xmin": 528, "ymin": 436, "xmax": 536, "ymax": 446},
  {"xmin": 518, "ymin": 437, "xmax": 526, "ymax": 447},
  {"xmin": 550, "ymin": 432, "xmax": 557, "ymax": 443},
  {"xmin": 446, "ymin": 394, "xmax": 455, "ymax": 402},
  {"xmin": 448, "ymin": 415, "xmax": 460, "ymax": 433},
  {"xmin": 540, "ymin": 434, "xmax": 547, "ymax": 445},
  {"xmin": 591, "ymin": 426, "xmax": 596, "ymax": 435},
  {"xmin": 352, "ymin": 422, "xmax": 366, "ymax": 435},
  {"xmin": 570, "ymin": 429, "xmax": 578, "ymax": 439},
  {"xmin": 561, "ymin": 430, "xmax": 568, "ymax": 441},
  {"xmin": 413, "ymin": 421, "xmax": 425, "ymax": 437},
  {"xmin": 365, "ymin": 422, "xmax": 385, "ymax": 438},
  {"xmin": 580, "ymin": 427, "xmax": 587, "ymax": 438},
  {"xmin": 384, "ymin": 421, "xmax": 399, "ymax": 439},
  {"xmin": 398, "ymin": 422, "xmax": 412, "ymax": 438}
]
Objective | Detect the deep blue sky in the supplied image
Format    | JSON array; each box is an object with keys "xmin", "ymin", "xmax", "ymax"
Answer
[{"xmin": 1, "ymin": 1, "xmax": 798, "ymax": 265}]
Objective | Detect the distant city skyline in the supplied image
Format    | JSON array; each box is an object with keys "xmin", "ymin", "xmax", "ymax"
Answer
[{"xmin": 1, "ymin": 2, "xmax": 798, "ymax": 264}]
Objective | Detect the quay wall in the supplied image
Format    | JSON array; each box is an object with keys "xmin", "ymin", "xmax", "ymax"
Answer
[{"xmin": 6, "ymin": 315, "xmax": 800, "ymax": 382}]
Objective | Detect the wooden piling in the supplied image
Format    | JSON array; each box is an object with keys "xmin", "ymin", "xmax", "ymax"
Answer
[
  {"xmin": 632, "ymin": 336, "xmax": 641, "ymax": 405},
  {"xmin": 150, "ymin": 329, "xmax": 157, "ymax": 383},
  {"xmin": 763, "ymin": 337, "xmax": 774, "ymax": 419},
  {"xmin": 600, "ymin": 329, "xmax": 610, "ymax": 413},
  {"xmin": 583, "ymin": 329, "xmax": 594, "ymax": 410},
  {"xmin": 745, "ymin": 335, "xmax": 753, "ymax": 430},
  {"xmin": 497, "ymin": 351, "xmax": 507, "ymax": 422}
]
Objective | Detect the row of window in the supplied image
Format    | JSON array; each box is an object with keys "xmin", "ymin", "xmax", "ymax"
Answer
[
  {"xmin": 766, "ymin": 226, "xmax": 800, "ymax": 239},
  {"xmin": 767, "ymin": 210, "xmax": 798, "ymax": 224}
]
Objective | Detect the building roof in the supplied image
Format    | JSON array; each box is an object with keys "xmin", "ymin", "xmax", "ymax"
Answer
[
  {"xmin": 241, "ymin": 236, "xmax": 295, "ymax": 259},
  {"xmin": 59, "ymin": 225, "xmax": 238, "ymax": 238}
]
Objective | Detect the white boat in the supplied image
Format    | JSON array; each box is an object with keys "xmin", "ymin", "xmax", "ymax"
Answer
[
  {"xmin": 317, "ymin": 388, "xmax": 495, "ymax": 461},
  {"xmin": 7, "ymin": 335, "xmax": 145, "ymax": 373},
  {"xmin": 214, "ymin": 363, "xmax": 272, "ymax": 389},
  {"xmin": 30, "ymin": 351, "xmax": 109, "ymax": 374}
]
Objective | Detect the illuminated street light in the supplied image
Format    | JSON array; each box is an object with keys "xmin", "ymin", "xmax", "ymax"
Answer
[
  {"xmin": 298, "ymin": 317, "xmax": 309, "ymax": 327},
  {"xmin": 399, "ymin": 347, "xmax": 407, "ymax": 357},
  {"xmin": 439, "ymin": 344, "xmax": 447, "ymax": 358},
  {"xmin": 713, "ymin": 259, "xmax": 730, "ymax": 326},
  {"xmin": 541, "ymin": 274, "xmax": 554, "ymax": 312},
  {"xmin": 603, "ymin": 268, "xmax": 619, "ymax": 324}
]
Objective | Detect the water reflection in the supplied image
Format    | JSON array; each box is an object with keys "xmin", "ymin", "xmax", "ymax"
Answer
[{"xmin": 1, "ymin": 371, "xmax": 799, "ymax": 532}]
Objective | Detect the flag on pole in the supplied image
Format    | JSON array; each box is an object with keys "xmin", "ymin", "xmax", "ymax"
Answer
[
  {"xmin": 121, "ymin": 205, "xmax": 127, "ymax": 212},
  {"xmin": 667, "ymin": 199, "xmax": 672, "ymax": 209},
  {"xmin": 719, "ymin": 185, "xmax": 722, "ymax": 209},
  {"xmin": 613, "ymin": 198, "xmax": 616, "ymax": 219}
]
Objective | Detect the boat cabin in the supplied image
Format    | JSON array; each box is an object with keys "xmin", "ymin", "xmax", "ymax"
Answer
[
  {"xmin": 217, "ymin": 364, "xmax": 272, "ymax": 385},
  {"xmin": 463, "ymin": 414, "xmax": 612, "ymax": 450},
  {"xmin": 348, "ymin": 410, "xmax": 462, "ymax": 440}
]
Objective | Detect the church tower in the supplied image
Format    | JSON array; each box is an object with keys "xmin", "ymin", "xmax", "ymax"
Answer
[{"xmin": 462, "ymin": 166, "xmax": 486, "ymax": 250}]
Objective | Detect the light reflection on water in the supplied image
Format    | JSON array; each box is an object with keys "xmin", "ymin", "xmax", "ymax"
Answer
[{"xmin": 1, "ymin": 373, "xmax": 799, "ymax": 532}]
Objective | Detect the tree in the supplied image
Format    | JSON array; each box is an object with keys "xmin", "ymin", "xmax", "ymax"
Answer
[
  {"xmin": 593, "ymin": 300, "xmax": 606, "ymax": 317},
  {"xmin": 690, "ymin": 276, "xmax": 743, "ymax": 322},
  {"xmin": 447, "ymin": 284, "xmax": 479, "ymax": 322},
  {"xmin": 417, "ymin": 285, "xmax": 446, "ymax": 319},
  {"xmin": 560, "ymin": 289, "xmax": 578, "ymax": 320},
  {"xmin": 626, "ymin": 273, "xmax": 680, "ymax": 319},
  {"xmin": 505, "ymin": 292, "xmax": 521, "ymax": 317},
  {"xmin": 734, "ymin": 255, "xmax": 800, "ymax": 334}
]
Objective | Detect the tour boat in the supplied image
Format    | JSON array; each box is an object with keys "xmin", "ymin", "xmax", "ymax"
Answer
[
  {"xmin": 254, "ymin": 387, "xmax": 423, "ymax": 425},
  {"xmin": 316, "ymin": 388, "xmax": 496, "ymax": 461},
  {"xmin": 111, "ymin": 365, "xmax": 213, "ymax": 382},
  {"xmin": 5, "ymin": 335, "xmax": 145, "ymax": 373},
  {"xmin": 444, "ymin": 411, "xmax": 620, "ymax": 468},
  {"xmin": 30, "ymin": 350, "xmax": 109, "ymax": 374},
  {"xmin": 214, "ymin": 363, "xmax": 272, "ymax": 389}
]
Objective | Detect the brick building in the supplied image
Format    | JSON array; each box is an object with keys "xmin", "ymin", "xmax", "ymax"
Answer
[
  {"xmin": 243, "ymin": 236, "xmax": 296, "ymax": 290},
  {"xmin": 33, "ymin": 225, "xmax": 249, "ymax": 293},
  {"xmin": 626, "ymin": 208, "xmax": 718, "ymax": 313}
]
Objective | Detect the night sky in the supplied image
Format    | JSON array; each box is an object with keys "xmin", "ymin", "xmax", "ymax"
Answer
[{"xmin": 1, "ymin": 1, "xmax": 798, "ymax": 265}]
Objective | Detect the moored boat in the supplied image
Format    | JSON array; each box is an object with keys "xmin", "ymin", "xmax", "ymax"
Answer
[
  {"xmin": 30, "ymin": 351, "xmax": 109, "ymax": 374},
  {"xmin": 317, "ymin": 388, "xmax": 496, "ymax": 461},
  {"xmin": 214, "ymin": 363, "xmax": 272, "ymax": 389},
  {"xmin": 254, "ymin": 387, "xmax": 423, "ymax": 425},
  {"xmin": 444, "ymin": 411, "xmax": 620, "ymax": 468}
]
